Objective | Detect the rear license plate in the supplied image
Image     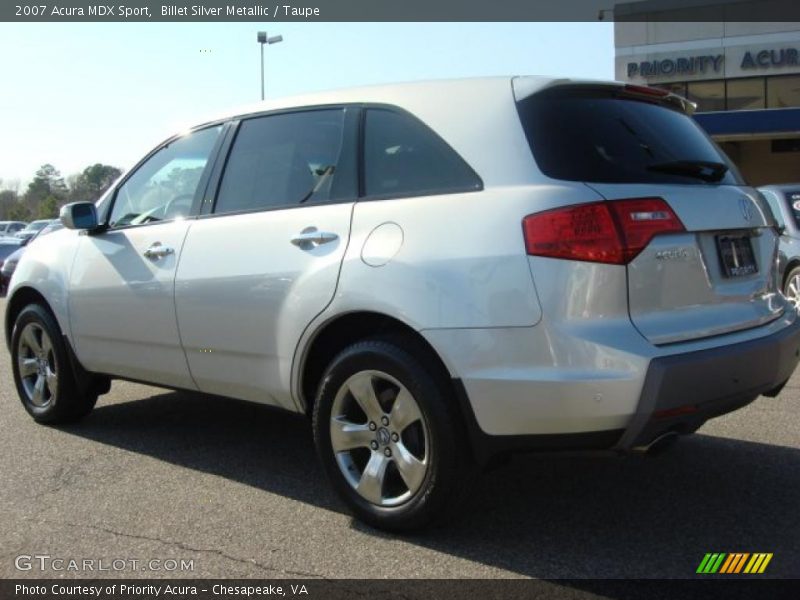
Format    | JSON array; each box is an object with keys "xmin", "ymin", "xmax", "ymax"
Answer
[{"xmin": 716, "ymin": 234, "xmax": 757, "ymax": 278}]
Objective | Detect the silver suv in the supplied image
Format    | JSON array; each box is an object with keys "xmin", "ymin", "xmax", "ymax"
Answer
[{"xmin": 6, "ymin": 77, "xmax": 800, "ymax": 530}]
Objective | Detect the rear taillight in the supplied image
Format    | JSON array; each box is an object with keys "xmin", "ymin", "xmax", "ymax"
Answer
[{"xmin": 522, "ymin": 198, "xmax": 684, "ymax": 265}]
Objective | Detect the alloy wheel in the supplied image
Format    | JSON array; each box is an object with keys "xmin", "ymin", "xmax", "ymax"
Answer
[
  {"xmin": 330, "ymin": 370, "xmax": 430, "ymax": 507},
  {"xmin": 17, "ymin": 322, "xmax": 58, "ymax": 408},
  {"xmin": 786, "ymin": 274, "xmax": 800, "ymax": 309}
]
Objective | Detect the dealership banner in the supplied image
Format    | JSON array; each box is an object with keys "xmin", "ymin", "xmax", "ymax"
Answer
[
  {"xmin": 3, "ymin": 579, "xmax": 800, "ymax": 599},
  {"xmin": 3, "ymin": 0, "xmax": 800, "ymax": 22}
]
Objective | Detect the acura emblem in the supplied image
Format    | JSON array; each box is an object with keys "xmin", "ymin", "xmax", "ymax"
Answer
[
  {"xmin": 739, "ymin": 198, "xmax": 754, "ymax": 222},
  {"xmin": 377, "ymin": 428, "xmax": 391, "ymax": 446}
]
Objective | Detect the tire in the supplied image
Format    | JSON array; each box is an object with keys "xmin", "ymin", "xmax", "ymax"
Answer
[
  {"xmin": 312, "ymin": 337, "xmax": 468, "ymax": 531},
  {"xmin": 784, "ymin": 266, "xmax": 800, "ymax": 308},
  {"xmin": 11, "ymin": 304, "xmax": 98, "ymax": 424}
]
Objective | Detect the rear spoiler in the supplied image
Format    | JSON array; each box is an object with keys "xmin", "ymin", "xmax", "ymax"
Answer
[{"xmin": 511, "ymin": 76, "xmax": 697, "ymax": 115}]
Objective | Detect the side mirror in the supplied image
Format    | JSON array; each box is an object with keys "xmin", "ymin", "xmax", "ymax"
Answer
[{"xmin": 60, "ymin": 202, "xmax": 98, "ymax": 231}]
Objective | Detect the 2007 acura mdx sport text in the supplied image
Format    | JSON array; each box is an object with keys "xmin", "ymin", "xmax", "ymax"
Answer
[{"xmin": 6, "ymin": 77, "xmax": 800, "ymax": 530}]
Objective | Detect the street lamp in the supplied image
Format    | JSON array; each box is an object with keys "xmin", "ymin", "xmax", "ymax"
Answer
[{"xmin": 257, "ymin": 31, "xmax": 283, "ymax": 100}]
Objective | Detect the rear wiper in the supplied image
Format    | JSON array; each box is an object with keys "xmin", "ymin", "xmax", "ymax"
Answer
[{"xmin": 646, "ymin": 160, "xmax": 728, "ymax": 183}]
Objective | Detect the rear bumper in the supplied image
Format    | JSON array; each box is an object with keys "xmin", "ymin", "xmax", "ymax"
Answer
[
  {"xmin": 615, "ymin": 315, "xmax": 800, "ymax": 450},
  {"xmin": 439, "ymin": 316, "xmax": 800, "ymax": 464}
]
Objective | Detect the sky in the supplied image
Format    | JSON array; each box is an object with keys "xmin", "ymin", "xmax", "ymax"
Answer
[{"xmin": 0, "ymin": 22, "xmax": 614, "ymax": 186}]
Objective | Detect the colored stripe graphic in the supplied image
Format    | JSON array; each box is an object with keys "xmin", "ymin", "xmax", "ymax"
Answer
[
  {"xmin": 697, "ymin": 553, "xmax": 727, "ymax": 573},
  {"xmin": 720, "ymin": 553, "xmax": 740, "ymax": 574},
  {"xmin": 697, "ymin": 553, "xmax": 772, "ymax": 574},
  {"xmin": 697, "ymin": 554, "xmax": 712, "ymax": 574},
  {"xmin": 745, "ymin": 554, "xmax": 761, "ymax": 573},
  {"xmin": 758, "ymin": 554, "xmax": 773, "ymax": 573},
  {"xmin": 734, "ymin": 553, "xmax": 750, "ymax": 573},
  {"xmin": 719, "ymin": 554, "xmax": 736, "ymax": 574},
  {"xmin": 745, "ymin": 553, "xmax": 774, "ymax": 574},
  {"xmin": 710, "ymin": 553, "xmax": 726, "ymax": 573}
]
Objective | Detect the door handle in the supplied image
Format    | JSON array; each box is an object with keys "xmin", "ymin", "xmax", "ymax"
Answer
[
  {"xmin": 290, "ymin": 228, "xmax": 339, "ymax": 248},
  {"xmin": 143, "ymin": 242, "xmax": 175, "ymax": 260}
]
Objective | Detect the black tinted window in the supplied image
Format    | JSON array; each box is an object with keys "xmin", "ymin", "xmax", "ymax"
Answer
[
  {"xmin": 516, "ymin": 87, "xmax": 742, "ymax": 185},
  {"xmin": 363, "ymin": 109, "xmax": 481, "ymax": 198},
  {"xmin": 215, "ymin": 110, "xmax": 346, "ymax": 214}
]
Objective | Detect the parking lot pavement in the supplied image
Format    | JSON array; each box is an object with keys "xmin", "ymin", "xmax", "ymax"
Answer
[{"xmin": 0, "ymin": 296, "xmax": 799, "ymax": 584}]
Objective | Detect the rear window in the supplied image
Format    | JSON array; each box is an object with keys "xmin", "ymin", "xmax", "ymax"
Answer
[{"xmin": 516, "ymin": 87, "xmax": 743, "ymax": 185}]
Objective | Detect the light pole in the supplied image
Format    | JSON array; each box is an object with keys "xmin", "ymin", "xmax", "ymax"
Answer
[{"xmin": 257, "ymin": 31, "xmax": 283, "ymax": 100}]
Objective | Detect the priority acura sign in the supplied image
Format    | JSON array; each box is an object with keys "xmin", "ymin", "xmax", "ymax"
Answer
[{"xmin": 618, "ymin": 41, "xmax": 800, "ymax": 83}]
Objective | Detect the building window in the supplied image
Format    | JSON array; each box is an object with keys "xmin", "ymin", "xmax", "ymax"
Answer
[
  {"xmin": 687, "ymin": 80, "xmax": 726, "ymax": 112},
  {"xmin": 726, "ymin": 78, "xmax": 765, "ymax": 110},
  {"xmin": 767, "ymin": 75, "xmax": 800, "ymax": 109},
  {"xmin": 771, "ymin": 139, "xmax": 800, "ymax": 153}
]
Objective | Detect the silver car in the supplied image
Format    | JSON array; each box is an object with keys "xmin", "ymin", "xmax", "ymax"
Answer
[
  {"xmin": 6, "ymin": 77, "xmax": 800, "ymax": 530},
  {"xmin": 759, "ymin": 185, "xmax": 800, "ymax": 306},
  {"xmin": 0, "ymin": 221, "xmax": 27, "ymax": 238}
]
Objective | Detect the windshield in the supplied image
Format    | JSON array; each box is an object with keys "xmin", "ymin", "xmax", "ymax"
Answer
[
  {"xmin": 23, "ymin": 221, "xmax": 51, "ymax": 232},
  {"xmin": 516, "ymin": 86, "xmax": 743, "ymax": 185}
]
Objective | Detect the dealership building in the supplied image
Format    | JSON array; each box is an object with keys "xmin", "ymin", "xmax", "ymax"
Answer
[{"xmin": 614, "ymin": 4, "xmax": 800, "ymax": 185}]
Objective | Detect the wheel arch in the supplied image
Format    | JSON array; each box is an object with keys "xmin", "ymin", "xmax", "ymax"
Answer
[
  {"xmin": 5, "ymin": 286, "xmax": 57, "ymax": 351},
  {"xmin": 296, "ymin": 311, "xmax": 456, "ymax": 417},
  {"xmin": 783, "ymin": 259, "xmax": 800, "ymax": 288}
]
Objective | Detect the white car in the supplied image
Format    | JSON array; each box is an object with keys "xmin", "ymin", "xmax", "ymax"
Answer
[
  {"xmin": 0, "ymin": 221, "xmax": 27, "ymax": 238},
  {"xmin": 6, "ymin": 77, "xmax": 800, "ymax": 530}
]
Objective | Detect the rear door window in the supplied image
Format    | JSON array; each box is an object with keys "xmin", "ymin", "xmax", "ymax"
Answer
[
  {"xmin": 214, "ymin": 109, "xmax": 349, "ymax": 215},
  {"xmin": 516, "ymin": 87, "xmax": 743, "ymax": 185},
  {"xmin": 363, "ymin": 109, "xmax": 481, "ymax": 198}
]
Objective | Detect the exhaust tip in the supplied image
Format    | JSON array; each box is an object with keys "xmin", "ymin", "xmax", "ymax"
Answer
[{"xmin": 632, "ymin": 431, "xmax": 680, "ymax": 455}]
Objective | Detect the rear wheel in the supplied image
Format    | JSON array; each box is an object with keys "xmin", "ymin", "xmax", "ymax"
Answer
[
  {"xmin": 312, "ymin": 338, "xmax": 468, "ymax": 531},
  {"xmin": 784, "ymin": 266, "xmax": 800, "ymax": 308},
  {"xmin": 11, "ymin": 304, "xmax": 98, "ymax": 423}
]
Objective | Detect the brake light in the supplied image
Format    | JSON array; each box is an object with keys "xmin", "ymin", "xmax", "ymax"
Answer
[
  {"xmin": 623, "ymin": 84, "xmax": 670, "ymax": 98},
  {"xmin": 522, "ymin": 198, "xmax": 684, "ymax": 265}
]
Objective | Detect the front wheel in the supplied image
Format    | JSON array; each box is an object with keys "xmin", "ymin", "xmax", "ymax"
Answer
[
  {"xmin": 11, "ymin": 304, "xmax": 98, "ymax": 423},
  {"xmin": 312, "ymin": 338, "xmax": 468, "ymax": 531}
]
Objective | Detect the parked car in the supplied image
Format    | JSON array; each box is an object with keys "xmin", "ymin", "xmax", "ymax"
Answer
[
  {"xmin": 0, "ymin": 221, "xmax": 27, "ymax": 238},
  {"xmin": 6, "ymin": 77, "xmax": 800, "ymax": 530},
  {"xmin": 758, "ymin": 184, "xmax": 800, "ymax": 306},
  {"xmin": 15, "ymin": 219, "xmax": 56, "ymax": 243},
  {"xmin": 0, "ymin": 239, "xmax": 23, "ymax": 295},
  {"xmin": 0, "ymin": 222, "xmax": 63, "ymax": 295}
]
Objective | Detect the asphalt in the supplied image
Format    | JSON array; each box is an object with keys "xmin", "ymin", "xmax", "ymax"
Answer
[{"xmin": 0, "ymin": 295, "xmax": 798, "ymax": 584}]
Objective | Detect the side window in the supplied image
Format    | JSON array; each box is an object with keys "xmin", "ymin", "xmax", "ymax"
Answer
[
  {"xmin": 363, "ymin": 109, "xmax": 481, "ymax": 198},
  {"xmin": 214, "ymin": 109, "xmax": 346, "ymax": 215},
  {"xmin": 109, "ymin": 125, "xmax": 222, "ymax": 228},
  {"xmin": 761, "ymin": 190, "xmax": 786, "ymax": 228},
  {"xmin": 10, "ymin": 223, "xmax": 25, "ymax": 233}
]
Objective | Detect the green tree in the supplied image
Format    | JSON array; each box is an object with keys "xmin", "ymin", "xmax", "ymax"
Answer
[
  {"xmin": 36, "ymin": 195, "xmax": 60, "ymax": 219},
  {"xmin": 0, "ymin": 189, "xmax": 18, "ymax": 220},
  {"xmin": 23, "ymin": 164, "xmax": 67, "ymax": 216},
  {"xmin": 7, "ymin": 201, "xmax": 32, "ymax": 222},
  {"xmin": 68, "ymin": 163, "xmax": 122, "ymax": 202}
]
